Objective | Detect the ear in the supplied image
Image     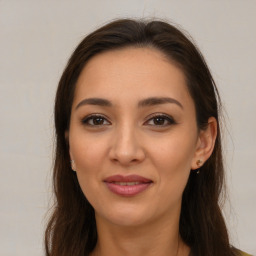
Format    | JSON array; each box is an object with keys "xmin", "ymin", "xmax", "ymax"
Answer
[{"xmin": 191, "ymin": 117, "xmax": 217, "ymax": 170}]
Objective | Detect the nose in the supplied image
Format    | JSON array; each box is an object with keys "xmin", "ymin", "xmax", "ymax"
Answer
[{"xmin": 109, "ymin": 124, "xmax": 146, "ymax": 166}]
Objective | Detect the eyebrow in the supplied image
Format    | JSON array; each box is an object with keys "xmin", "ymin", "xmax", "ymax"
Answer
[
  {"xmin": 138, "ymin": 97, "xmax": 183, "ymax": 109},
  {"xmin": 75, "ymin": 98, "xmax": 112, "ymax": 109},
  {"xmin": 75, "ymin": 97, "xmax": 183, "ymax": 110}
]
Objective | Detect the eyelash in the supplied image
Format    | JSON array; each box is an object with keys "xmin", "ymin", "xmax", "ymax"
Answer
[{"xmin": 81, "ymin": 113, "xmax": 176, "ymax": 127}]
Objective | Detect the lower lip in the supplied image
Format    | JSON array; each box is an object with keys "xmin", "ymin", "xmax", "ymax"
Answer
[{"xmin": 105, "ymin": 182, "xmax": 152, "ymax": 197}]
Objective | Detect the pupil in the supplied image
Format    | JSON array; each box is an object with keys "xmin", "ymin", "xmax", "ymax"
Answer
[
  {"xmin": 154, "ymin": 117, "xmax": 165, "ymax": 125},
  {"xmin": 93, "ymin": 117, "xmax": 104, "ymax": 125}
]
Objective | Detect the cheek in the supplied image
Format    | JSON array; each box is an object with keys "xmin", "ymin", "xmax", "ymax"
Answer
[
  {"xmin": 149, "ymin": 132, "xmax": 196, "ymax": 172},
  {"xmin": 69, "ymin": 134, "xmax": 108, "ymax": 206},
  {"xmin": 148, "ymin": 132, "xmax": 197, "ymax": 199},
  {"xmin": 69, "ymin": 131, "xmax": 108, "ymax": 171},
  {"xmin": 69, "ymin": 132, "xmax": 109, "ymax": 196}
]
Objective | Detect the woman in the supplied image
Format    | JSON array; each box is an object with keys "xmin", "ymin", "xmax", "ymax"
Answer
[{"xmin": 45, "ymin": 19, "xmax": 251, "ymax": 256}]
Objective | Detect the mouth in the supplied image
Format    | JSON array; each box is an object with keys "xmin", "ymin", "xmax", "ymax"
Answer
[
  {"xmin": 104, "ymin": 175, "xmax": 153, "ymax": 197},
  {"xmin": 111, "ymin": 181, "xmax": 142, "ymax": 185}
]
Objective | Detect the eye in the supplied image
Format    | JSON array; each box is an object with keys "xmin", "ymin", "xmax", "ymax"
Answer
[
  {"xmin": 145, "ymin": 114, "xmax": 176, "ymax": 126},
  {"xmin": 81, "ymin": 115, "xmax": 111, "ymax": 126}
]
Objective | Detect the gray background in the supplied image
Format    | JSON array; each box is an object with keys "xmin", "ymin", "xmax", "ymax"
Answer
[{"xmin": 0, "ymin": 0, "xmax": 255, "ymax": 255}]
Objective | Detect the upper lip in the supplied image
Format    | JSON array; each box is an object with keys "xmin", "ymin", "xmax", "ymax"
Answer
[{"xmin": 104, "ymin": 175, "xmax": 152, "ymax": 183}]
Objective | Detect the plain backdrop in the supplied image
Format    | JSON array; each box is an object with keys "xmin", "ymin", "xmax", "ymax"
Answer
[{"xmin": 0, "ymin": 1, "xmax": 255, "ymax": 255}]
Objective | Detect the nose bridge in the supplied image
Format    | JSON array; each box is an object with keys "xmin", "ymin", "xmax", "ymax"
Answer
[{"xmin": 110, "ymin": 120, "xmax": 145, "ymax": 165}]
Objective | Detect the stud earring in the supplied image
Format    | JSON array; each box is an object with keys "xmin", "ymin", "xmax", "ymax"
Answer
[
  {"xmin": 70, "ymin": 160, "xmax": 76, "ymax": 172},
  {"xmin": 196, "ymin": 159, "xmax": 203, "ymax": 174},
  {"xmin": 196, "ymin": 159, "xmax": 203, "ymax": 167}
]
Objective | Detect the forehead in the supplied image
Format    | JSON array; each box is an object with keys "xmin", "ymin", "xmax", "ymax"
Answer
[{"xmin": 74, "ymin": 47, "xmax": 192, "ymax": 108}]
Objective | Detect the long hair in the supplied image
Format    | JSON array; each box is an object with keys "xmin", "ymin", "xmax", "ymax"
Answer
[{"xmin": 45, "ymin": 18, "xmax": 238, "ymax": 256}]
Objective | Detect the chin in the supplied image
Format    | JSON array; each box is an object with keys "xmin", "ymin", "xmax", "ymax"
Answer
[{"xmin": 96, "ymin": 204, "xmax": 153, "ymax": 227}]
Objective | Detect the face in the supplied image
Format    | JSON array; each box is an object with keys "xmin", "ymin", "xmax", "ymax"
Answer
[{"xmin": 68, "ymin": 47, "xmax": 202, "ymax": 227}]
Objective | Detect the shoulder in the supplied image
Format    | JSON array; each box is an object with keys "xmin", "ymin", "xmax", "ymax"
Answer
[
  {"xmin": 236, "ymin": 250, "xmax": 253, "ymax": 256},
  {"xmin": 241, "ymin": 253, "xmax": 253, "ymax": 256}
]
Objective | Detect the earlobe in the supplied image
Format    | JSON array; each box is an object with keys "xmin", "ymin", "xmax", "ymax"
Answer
[
  {"xmin": 191, "ymin": 117, "xmax": 217, "ymax": 170},
  {"xmin": 70, "ymin": 159, "xmax": 76, "ymax": 172}
]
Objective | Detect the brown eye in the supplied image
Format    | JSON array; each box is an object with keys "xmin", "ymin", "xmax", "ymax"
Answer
[
  {"xmin": 92, "ymin": 117, "xmax": 104, "ymax": 125},
  {"xmin": 146, "ymin": 114, "xmax": 176, "ymax": 126},
  {"xmin": 152, "ymin": 116, "xmax": 166, "ymax": 125},
  {"xmin": 82, "ymin": 115, "xmax": 111, "ymax": 126}
]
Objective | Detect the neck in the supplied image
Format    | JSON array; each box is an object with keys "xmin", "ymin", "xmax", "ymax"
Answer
[{"xmin": 91, "ymin": 211, "xmax": 190, "ymax": 256}]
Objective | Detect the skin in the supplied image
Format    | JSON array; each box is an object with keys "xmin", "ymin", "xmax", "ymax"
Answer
[{"xmin": 68, "ymin": 47, "xmax": 217, "ymax": 256}]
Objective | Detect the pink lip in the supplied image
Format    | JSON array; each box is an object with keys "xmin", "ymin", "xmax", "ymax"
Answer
[{"xmin": 104, "ymin": 175, "xmax": 153, "ymax": 197}]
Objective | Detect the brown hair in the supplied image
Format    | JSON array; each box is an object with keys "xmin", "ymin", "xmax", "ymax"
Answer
[{"xmin": 45, "ymin": 18, "xmax": 238, "ymax": 256}]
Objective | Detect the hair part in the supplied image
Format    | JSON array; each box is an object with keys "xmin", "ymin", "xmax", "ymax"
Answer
[{"xmin": 45, "ymin": 18, "xmax": 238, "ymax": 256}]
